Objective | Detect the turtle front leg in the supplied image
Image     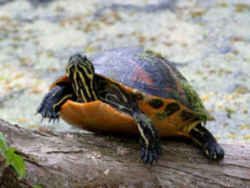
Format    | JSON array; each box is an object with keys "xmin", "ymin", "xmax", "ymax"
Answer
[
  {"xmin": 190, "ymin": 124, "xmax": 224, "ymax": 160},
  {"xmin": 37, "ymin": 84, "xmax": 75, "ymax": 121},
  {"xmin": 99, "ymin": 82, "xmax": 162, "ymax": 164},
  {"xmin": 133, "ymin": 112, "xmax": 162, "ymax": 164},
  {"xmin": 104, "ymin": 97, "xmax": 162, "ymax": 164}
]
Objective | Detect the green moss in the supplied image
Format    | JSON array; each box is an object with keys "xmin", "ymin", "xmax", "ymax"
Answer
[
  {"xmin": 136, "ymin": 48, "xmax": 209, "ymax": 122},
  {"xmin": 180, "ymin": 79, "xmax": 208, "ymax": 122},
  {"xmin": 136, "ymin": 49, "xmax": 165, "ymax": 62},
  {"xmin": 144, "ymin": 49, "xmax": 165, "ymax": 59},
  {"xmin": 136, "ymin": 50, "xmax": 152, "ymax": 62}
]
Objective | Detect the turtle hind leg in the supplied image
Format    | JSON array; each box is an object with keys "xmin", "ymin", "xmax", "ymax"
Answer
[
  {"xmin": 190, "ymin": 123, "xmax": 224, "ymax": 160},
  {"xmin": 37, "ymin": 84, "xmax": 74, "ymax": 122},
  {"xmin": 133, "ymin": 112, "xmax": 162, "ymax": 164}
]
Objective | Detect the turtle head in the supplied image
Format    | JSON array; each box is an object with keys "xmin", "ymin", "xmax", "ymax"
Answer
[
  {"xmin": 66, "ymin": 53, "xmax": 97, "ymax": 102},
  {"xmin": 66, "ymin": 53, "xmax": 95, "ymax": 76}
]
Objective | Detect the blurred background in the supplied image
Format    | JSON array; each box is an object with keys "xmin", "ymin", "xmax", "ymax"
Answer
[{"xmin": 0, "ymin": 0, "xmax": 249, "ymax": 143}]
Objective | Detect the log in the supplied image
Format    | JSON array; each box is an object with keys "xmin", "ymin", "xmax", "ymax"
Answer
[{"xmin": 0, "ymin": 119, "xmax": 249, "ymax": 188}]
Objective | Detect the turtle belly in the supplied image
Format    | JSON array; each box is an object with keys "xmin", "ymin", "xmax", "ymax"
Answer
[{"xmin": 60, "ymin": 100, "xmax": 138, "ymax": 134}]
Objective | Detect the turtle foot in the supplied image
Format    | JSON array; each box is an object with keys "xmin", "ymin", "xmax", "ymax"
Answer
[
  {"xmin": 37, "ymin": 87, "xmax": 61, "ymax": 122},
  {"xmin": 190, "ymin": 124, "xmax": 224, "ymax": 161},
  {"xmin": 37, "ymin": 100, "xmax": 60, "ymax": 122},
  {"xmin": 140, "ymin": 141, "xmax": 162, "ymax": 164},
  {"xmin": 203, "ymin": 141, "xmax": 224, "ymax": 160}
]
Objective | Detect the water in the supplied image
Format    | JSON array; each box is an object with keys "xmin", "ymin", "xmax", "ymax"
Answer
[{"xmin": 0, "ymin": 0, "xmax": 249, "ymax": 143}]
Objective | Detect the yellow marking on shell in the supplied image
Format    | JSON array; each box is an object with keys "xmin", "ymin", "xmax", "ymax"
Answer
[{"xmin": 52, "ymin": 94, "xmax": 73, "ymax": 111}]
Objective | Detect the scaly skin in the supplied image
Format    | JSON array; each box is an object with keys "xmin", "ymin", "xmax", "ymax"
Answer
[{"xmin": 38, "ymin": 52, "xmax": 225, "ymax": 163}]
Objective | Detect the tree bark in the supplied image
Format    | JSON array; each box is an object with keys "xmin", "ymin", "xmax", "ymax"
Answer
[{"xmin": 0, "ymin": 119, "xmax": 249, "ymax": 188}]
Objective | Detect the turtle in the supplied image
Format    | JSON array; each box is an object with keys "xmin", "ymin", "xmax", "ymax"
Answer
[{"xmin": 37, "ymin": 47, "xmax": 224, "ymax": 164}]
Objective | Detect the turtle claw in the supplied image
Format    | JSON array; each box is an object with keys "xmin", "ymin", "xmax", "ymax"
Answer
[
  {"xmin": 38, "ymin": 105, "xmax": 59, "ymax": 123},
  {"xmin": 48, "ymin": 115, "xmax": 59, "ymax": 123},
  {"xmin": 37, "ymin": 97, "xmax": 60, "ymax": 122},
  {"xmin": 37, "ymin": 86, "xmax": 66, "ymax": 123},
  {"xmin": 140, "ymin": 140, "xmax": 162, "ymax": 164},
  {"xmin": 203, "ymin": 141, "xmax": 224, "ymax": 160}
]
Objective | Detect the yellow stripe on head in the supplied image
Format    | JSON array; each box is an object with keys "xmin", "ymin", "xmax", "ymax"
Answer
[{"xmin": 66, "ymin": 53, "xmax": 97, "ymax": 102}]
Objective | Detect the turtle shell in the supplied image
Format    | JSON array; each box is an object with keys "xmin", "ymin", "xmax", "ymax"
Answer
[{"xmin": 90, "ymin": 47, "xmax": 210, "ymax": 122}]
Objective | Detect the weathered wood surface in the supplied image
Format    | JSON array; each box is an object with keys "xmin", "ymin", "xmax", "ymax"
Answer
[{"xmin": 0, "ymin": 119, "xmax": 249, "ymax": 188}]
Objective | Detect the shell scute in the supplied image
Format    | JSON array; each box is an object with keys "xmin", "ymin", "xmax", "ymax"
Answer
[{"xmin": 92, "ymin": 47, "xmax": 210, "ymax": 120}]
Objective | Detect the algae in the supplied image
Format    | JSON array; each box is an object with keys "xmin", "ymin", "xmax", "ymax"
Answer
[
  {"xmin": 136, "ymin": 49, "xmax": 165, "ymax": 63},
  {"xmin": 180, "ymin": 79, "xmax": 209, "ymax": 122},
  {"xmin": 144, "ymin": 49, "xmax": 165, "ymax": 59}
]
